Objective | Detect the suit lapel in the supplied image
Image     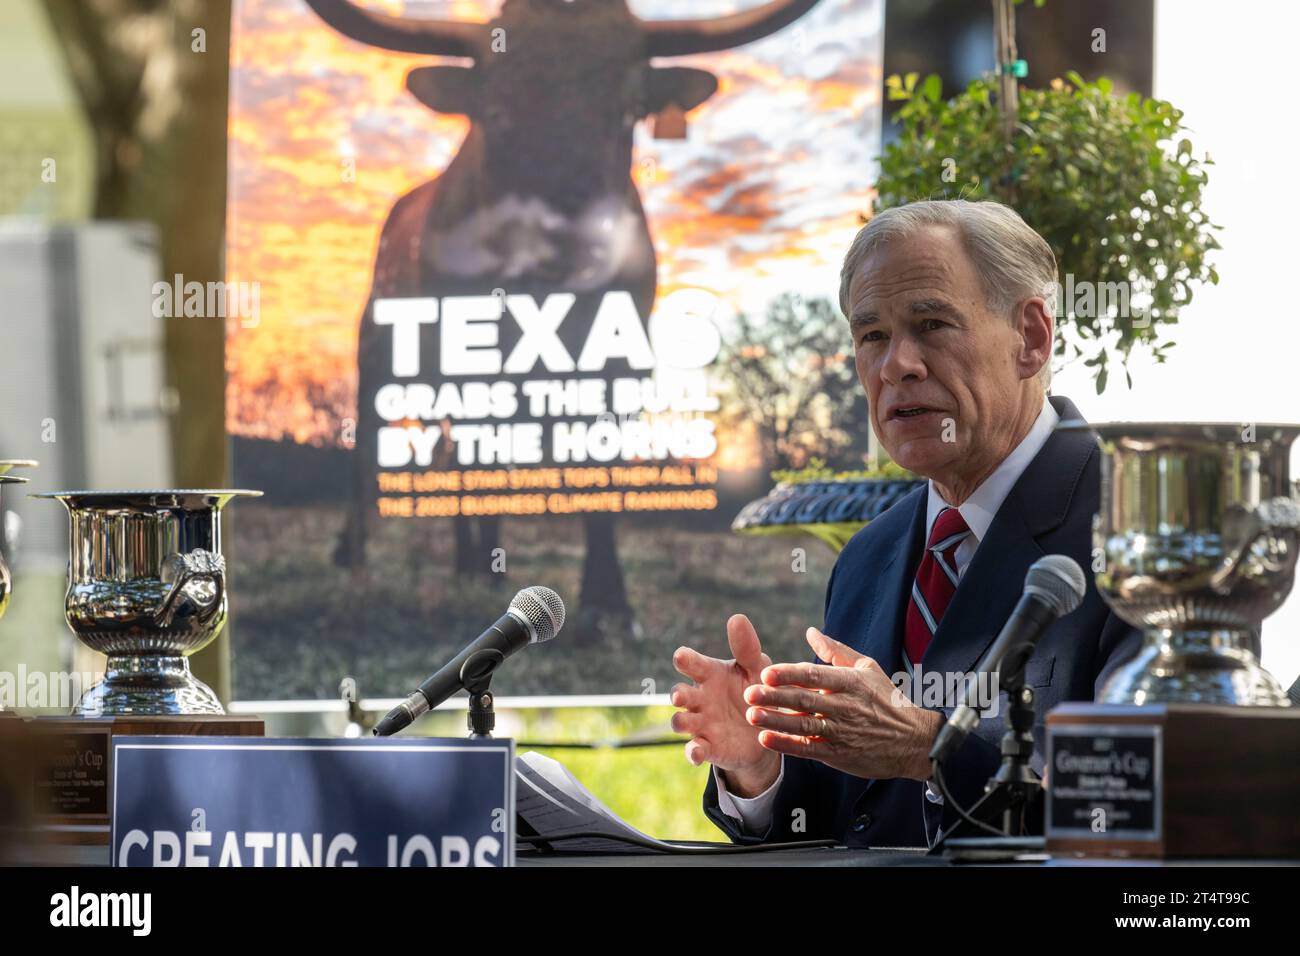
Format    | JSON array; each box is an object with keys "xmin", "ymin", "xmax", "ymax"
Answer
[
  {"xmin": 855, "ymin": 487, "xmax": 926, "ymax": 674},
  {"xmin": 840, "ymin": 489, "xmax": 924, "ymax": 799},
  {"xmin": 921, "ymin": 505, "xmax": 1045, "ymax": 678},
  {"xmin": 922, "ymin": 394, "xmax": 1096, "ymax": 678}
]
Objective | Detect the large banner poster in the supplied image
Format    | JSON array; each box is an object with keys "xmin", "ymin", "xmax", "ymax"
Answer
[{"xmin": 226, "ymin": 0, "xmax": 884, "ymax": 702}]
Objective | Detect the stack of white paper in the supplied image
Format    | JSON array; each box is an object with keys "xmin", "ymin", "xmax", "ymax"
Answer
[{"xmin": 515, "ymin": 751, "xmax": 684, "ymax": 853}]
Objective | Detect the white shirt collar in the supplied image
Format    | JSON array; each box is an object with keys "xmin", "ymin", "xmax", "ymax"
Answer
[{"xmin": 925, "ymin": 394, "xmax": 1059, "ymax": 544}]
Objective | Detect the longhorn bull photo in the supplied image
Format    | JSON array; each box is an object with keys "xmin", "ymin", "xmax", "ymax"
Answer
[{"xmin": 304, "ymin": 0, "xmax": 821, "ymax": 642}]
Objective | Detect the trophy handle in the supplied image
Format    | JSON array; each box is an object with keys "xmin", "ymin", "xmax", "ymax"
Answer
[
  {"xmin": 1210, "ymin": 497, "xmax": 1300, "ymax": 593},
  {"xmin": 153, "ymin": 550, "xmax": 227, "ymax": 628}
]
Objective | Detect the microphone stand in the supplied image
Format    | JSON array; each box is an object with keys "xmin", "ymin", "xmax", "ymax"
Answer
[
  {"xmin": 929, "ymin": 669, "xmax": 1045, "ymax": 857},
  {"xmin": 462, "ymin": 648, "xmax": 504, "ymax": 739}
]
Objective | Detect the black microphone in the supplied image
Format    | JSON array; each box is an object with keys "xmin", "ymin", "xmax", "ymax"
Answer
[
  {"xmin": 374, "ymin": 586, "xmax": 565, "ymax": 737},
  {"xmin": 929, "ymin": 554, "xmax": 1085, "ymax": 764}
]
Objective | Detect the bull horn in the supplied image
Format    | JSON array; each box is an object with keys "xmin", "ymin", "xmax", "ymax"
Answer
[
  {"xmin": 642, "ymin": 0, "xmax": 821, "ymax": 57},
  {"xmin": 303, "ymin": 0, "xmax": 485, "ymax": 57}
]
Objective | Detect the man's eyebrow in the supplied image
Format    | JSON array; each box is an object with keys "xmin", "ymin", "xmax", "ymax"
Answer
[
  {"xmin": 849, "ymin": 298, "xmax": 958, "ymax": 330},
  {"xmin": 909, "ymin": 298, "xmax": 954, "ymax": 314}
]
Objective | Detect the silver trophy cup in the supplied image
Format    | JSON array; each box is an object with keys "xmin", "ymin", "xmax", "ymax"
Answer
[
  {"xmin": 1061, "ymin": 422, "xmax": 1299, "ymax": 707},
  {"xmin": 36, "ymin": 489, "xmax": 262, "ymax": 716}
]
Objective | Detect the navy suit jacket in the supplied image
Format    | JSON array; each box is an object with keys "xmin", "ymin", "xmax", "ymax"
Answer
[{"xmin": 703, "ymin": 394, "xmax": 1143, "ymax": 848}]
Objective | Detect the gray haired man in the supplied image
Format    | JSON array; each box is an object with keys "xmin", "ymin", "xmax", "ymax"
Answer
[{"xmin": 671, "ymin": 199, "xmax": 1141, "ymax": 847}]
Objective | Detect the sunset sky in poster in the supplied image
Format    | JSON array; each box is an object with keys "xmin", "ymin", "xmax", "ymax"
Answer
[{"xmin": 225, "ymin": 0, "xmax": 883, "ymax": 448}]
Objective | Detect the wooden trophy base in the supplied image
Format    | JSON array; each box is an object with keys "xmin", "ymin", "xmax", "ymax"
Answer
[
  {"xmin": 14, "ymin": 714, "xmax": 264, "ymax": 847},
  {"xmin": 1045, "ymin": 703, "xmax": 1300, "ymax": 859}
]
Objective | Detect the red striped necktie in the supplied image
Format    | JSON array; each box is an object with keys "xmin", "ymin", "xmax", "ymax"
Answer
[{"xmin": 903, "ymin": 506, "xmax": 972, "ymax": 666}]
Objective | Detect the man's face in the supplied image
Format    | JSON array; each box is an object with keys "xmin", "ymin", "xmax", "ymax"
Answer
[{"xmin": 846, "ymin": 225, "xmax": 1041, "ymax": 484}]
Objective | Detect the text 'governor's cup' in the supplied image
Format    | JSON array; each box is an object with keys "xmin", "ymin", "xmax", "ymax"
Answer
[{"xmin": 34, "ymin": 490, "xmax": 262, "ymax": 716}]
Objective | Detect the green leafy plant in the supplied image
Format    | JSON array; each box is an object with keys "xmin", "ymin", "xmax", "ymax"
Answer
[
  {"xmin": 875, "ymin": 71, "xmax": 1221, "ymax": 392},
  {"xmin": 770, "ymin": 456, "xmax": 914, "ymax": 486}
]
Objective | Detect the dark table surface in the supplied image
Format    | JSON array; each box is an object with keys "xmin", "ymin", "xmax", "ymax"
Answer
[
  {"xmin": 10, "ymin": 841, "xmax": 1295, "ymax": 867},
  {"xmin": 517, "ymin": 844, "xmax": 984, "ymax": 866}
]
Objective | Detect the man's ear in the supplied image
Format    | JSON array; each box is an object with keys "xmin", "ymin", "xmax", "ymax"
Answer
[
  {"xmin": 1015, "ymin": 296, "xmax": 1054, "ymax": 381},
  {"xmin": 407, "ymin": 65, "xmax": 478, "ymax": 117}
]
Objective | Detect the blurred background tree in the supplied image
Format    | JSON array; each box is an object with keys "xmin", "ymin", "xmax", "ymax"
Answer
[
  {"xmin": 43, "ymin": 0, "xmax": 233, "ymax": 693},
  {"xmin": 44, "ymin": 0, "xmax": 229, "ymax": 485},
  {"xmin": 717, "ymin": 292, "xmax": 871, "ymax": 473}
]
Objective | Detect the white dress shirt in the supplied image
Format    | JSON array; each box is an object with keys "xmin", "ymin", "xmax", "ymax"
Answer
[{"xmin": 714, "ymin": 393, "xmax": 1060, "ymax": 836}]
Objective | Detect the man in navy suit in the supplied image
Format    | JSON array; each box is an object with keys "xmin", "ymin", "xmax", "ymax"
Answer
[{"xmin": 670, "ymin": 199, "xmax": 1141, "ymax": 848}]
